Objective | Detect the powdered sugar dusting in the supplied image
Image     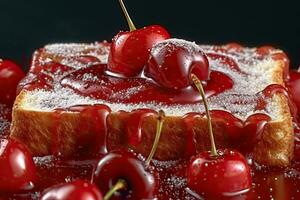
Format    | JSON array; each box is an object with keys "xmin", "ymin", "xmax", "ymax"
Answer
[
  {"xmin": 152, "ymin": 39, "xmax": 206, "ymax": 56},
  {"xmin": 22, "ymin": 85, "xmax": 279, "ymax": 120},
  {"xmin": 43, "ymin": 42, "xmax": 110, "ymax": 68},
  {"xmin": 21, "ymin": 41, "xmax": 285, "ymax": 120}
]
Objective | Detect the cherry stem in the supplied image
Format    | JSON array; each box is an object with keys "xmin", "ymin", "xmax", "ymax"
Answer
[
  {"xmin": 191, "ymin": 74, "xmax": 218, "ymax": 157},
  {"xmin": 118, "ymin": 0, "xmax": 136, "ymax": 31},
  {"xmin": 104, "ymin": 179, "xmax": 127, "ymax": 200},
  {"xmin": 145, "ymin": 110, "xmax": 165, "ymax": 165}
]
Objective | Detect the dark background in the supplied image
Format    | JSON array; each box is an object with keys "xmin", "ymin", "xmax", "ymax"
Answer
[{"xmin": 0, "ymin": 0, "xmax": 299, "ymax": 70}]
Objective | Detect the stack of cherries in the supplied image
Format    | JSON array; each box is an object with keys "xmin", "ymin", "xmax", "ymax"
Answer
[{"xmin": 1, "ymin": 0, "xmax": 300, "ymax": 199}]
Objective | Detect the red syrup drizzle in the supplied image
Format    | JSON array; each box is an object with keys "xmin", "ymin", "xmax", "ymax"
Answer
[
  {"xmin": 60, "ymin": 66, "xmax": 233, "ymax": 104},
  {"xmin": 125, "ymin": 109, "xmax": 158, "ymax": 146},
  {"xmin": 182, "ymin": 113, "xmax": 203, "ymax": 157},
  {"xmin": 50, "ymin": 104, "xmax": 111, "ymax": 157},
  {"xmin": 206, "ymin": 53, "xmax": 241, "ymax": 72},
  {"xmin": 67, "ymin": 104, "xmax": 111, "ymax": 155},
  {"xmin": 18, "ymin": 56, "xmax": 101, "ymax": 93},
  {"xmin": 51, "ymin": 109, "xmax": 64, "ymax": 156},
  {"xmin": 182, "ymin": 110, "xmax": 271, "ymax": 157},
  {"xmin": 181, "ymin": 83, "xmax": 298, "ymax": 157}
]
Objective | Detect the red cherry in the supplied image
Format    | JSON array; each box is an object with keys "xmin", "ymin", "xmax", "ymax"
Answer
[
  {"xmin": 93, "ymin": 150, "xmax": 158, "ymax": 199},
  {"xmin": 145, "ymin": 39, "xmax": 209, "ymax": 90},
  {"xmin": 286, "ymin": 70, "xmax": 300, "ymax": 116},
  {"xmin": 187, "ymin": 71, "xmax": 251, "ymax": 199},
  {"xmin": 108, "ymin": 25, "xmax": 170, "ymax": 77},
  {"xmin": 0, "ymin": 59, "xmax": 25, "ymax": 105},
  {"xmin": 40, "ymin": 180, "xmax": 103, "ymax": 200},
  {"xmin": 0, "ymin": 138, "xmax": 37, "ymax": 191},
  {"xmin": 187, "ymin": 149, "xmax": 252, "ymax": 198}
]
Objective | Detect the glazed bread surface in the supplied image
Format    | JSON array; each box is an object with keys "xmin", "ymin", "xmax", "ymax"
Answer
[{"xmin": 11, "ymin": 42, "xmax": 294, "ymax": 167}]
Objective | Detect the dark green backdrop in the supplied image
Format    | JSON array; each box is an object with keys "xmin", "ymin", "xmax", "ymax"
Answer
[{"xmin": 0, "ymin": 0, "xmax": 299, "ymax": 70}]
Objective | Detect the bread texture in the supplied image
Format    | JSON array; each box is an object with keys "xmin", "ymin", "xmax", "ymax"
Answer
[{"xmin": 10, "ymin": 42, "xmax": 294, "ymax": 167}]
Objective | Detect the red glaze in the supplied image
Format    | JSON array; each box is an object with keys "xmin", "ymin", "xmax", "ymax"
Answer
[
  {"xmin": 68, "ymin": 105, "xmax": 111, "ymax": 155},
  {"xmin": 0, "ymin": 59, "xmax": 25, "ymax": 105},
  {"xmin": 30, "ymin": 61, "xmax": 73, "ymax": 75},
  {"xmin": 206, "ymin": 53, "xmax": 241, "ymax": 72},
  {"xmin": 93, "ymin": 150, "xmax": 158, "ymax": 199},
  {"xmin": 258, "ymin": 84, "xmax": 298, "ymax": 118},
  {"xmin": 50, "ymin": 105, "xmax": 111, "ymax": 157},
  {"xmin": 125, "ymin": 109, "xmax": 157, "ymax": 146},
  {"xmin": 256, "ymin": 46, "xmax": 276, "ymax": 56},
  {"xmin": 272, "ymin": 52, "xmax": 290, "ymax": 80},
  {"xmin": 225, "ymin": 43, "xmax": 243, "ymax": 51},
  {"xmin": 51, "ymin": 109, "xmax": 64, "ymax": 156},
  {"xmin": 17, "ymin": 61, "xmax": 73, "ymax": 93},
  {"xmin": 145, "ymin": 39, "xmax": 210, "ymax": 90},
  {"xmin": 210, "ymin": 110, "xmax": 243, "ymax": 142},
  {"xmin": 182, "ymin": 113, "xmax": 203, "ymax": 157},
  {"xmin": 182, "ymin": 111, "xmax": 271, "ymax": 156},
  {"xmin": 40, "ymin": 180, "xmax": 103, "ymax": 200},
  {"xmin": 61, "ymin": 65, "xmax": 233, "ymax": 104},
  {"xmin": 287, "ymin": 70, "xmax": 300, "ymax": 117},
  {"xmin": 240, "ymin": 114, "xmax": 271, "ymax": 151},
  {"xmin": 108, "ymin": 25, "xmax": 170, "ymax": 77},
  {"xmin": 0, "ymin": 138, "xmax": 37, "ymax": 191},
  {"xmin": 187, "ymin": 149, "xmax": 252, "ymax": 198}
]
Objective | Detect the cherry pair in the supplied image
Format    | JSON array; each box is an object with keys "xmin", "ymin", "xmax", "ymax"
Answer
[{"xmin": 107, "ymin": 0, "xmax": 209, "ymax": 92}]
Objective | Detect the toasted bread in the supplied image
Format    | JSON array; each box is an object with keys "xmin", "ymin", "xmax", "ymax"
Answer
[{"xmin": 10, "ymin": 41, "xmax": 294, "ymax": 166}]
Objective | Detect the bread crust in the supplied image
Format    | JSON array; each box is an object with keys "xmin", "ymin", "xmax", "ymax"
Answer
[{"xmin": 11, "ymin": 94, "xmax": 293, "ymax": 167}]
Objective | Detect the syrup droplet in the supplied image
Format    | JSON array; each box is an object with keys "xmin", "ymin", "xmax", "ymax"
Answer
[
  {"xmin": 51, "ymin": 109, "xmax": 64, "ymax": 156},
  {"xmin": 125, "ymin": 109, "xmax": 157, "ymax": 146},
  {"xmin": 68, "ymin": 104, "xmax": 111, "ymax": 155},
  {"xmin": 182, "ymin": 113, "xmax": 202, "ymax": 157}
]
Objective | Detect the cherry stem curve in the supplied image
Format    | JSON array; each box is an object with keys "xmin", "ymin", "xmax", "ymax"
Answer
[
  {"xmin": 191, "ymin": 74, "xmax": 218, "ymax": 157},
  {"xmin": 104, "ymin": 179, "xmax": 127, "ymax": 200},
  {"xmin": 146, "ymin": 110, "xmax": 165, "ymax": 165},
  {"xmin": 118, "ymin": 0, "xmax": 136, "ymax": 31}
]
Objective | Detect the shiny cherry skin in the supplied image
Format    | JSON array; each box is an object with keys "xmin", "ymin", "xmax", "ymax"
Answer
[
  {"xmin": 145, "ymin": 39, "xmax": 209, "ymax": 90},
  {"xmin": 40, "ymin": 180, "xmax": 103, "ymax": 200},
  {"xmin": 93, "ymin": 150, "xmax": 158, "ymax": 199},
  {"xmin": 108, "ymin": 25, "xmax": 170, "ymax": 77},
  {"xmin": 0, "ymin": 138, "xmax": 37, "ymax": 191},
  {"xmin": 287, "ymin": 70, "xmax": 300, "ymax": 115},
  {"xmin": 187, "ymin": 149, "xmax": 252, "ymax": 198},
  {"xmin": 0, "ymin": 59, "xmax": 25, "ymax": 105}
]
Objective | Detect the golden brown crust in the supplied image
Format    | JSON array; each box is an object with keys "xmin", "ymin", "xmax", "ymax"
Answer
[
  {"xmin": 11, "ymin": 93, "xmax": 294, "ymax": 167},
  {"xmin": 253, "ymin": 94, "xmax": 294, "ymax": 166}
]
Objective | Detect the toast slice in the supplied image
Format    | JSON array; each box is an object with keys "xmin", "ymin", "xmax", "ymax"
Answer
[{"xmin": 10, "ymin": 41, "xmax": 294, "ymax": 167}]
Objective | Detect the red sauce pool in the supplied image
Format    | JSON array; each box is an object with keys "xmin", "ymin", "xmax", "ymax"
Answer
[
  {"xmin": 1, "ymin": 102, "xmax": 300, "ymax": 200},
  {"xmin": 0, "ymin": 154, "xmax": 300, "ymax": 199}
]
